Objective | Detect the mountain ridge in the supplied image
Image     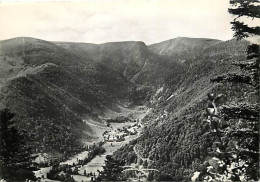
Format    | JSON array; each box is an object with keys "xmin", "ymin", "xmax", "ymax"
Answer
[{"xmin": 0, "ymin": 36, "xmax": 249, "ymax": 162}]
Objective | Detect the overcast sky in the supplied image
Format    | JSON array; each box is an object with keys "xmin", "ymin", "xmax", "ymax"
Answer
[{"xmin": 0, "ymin": 0, "xmax": 239, "ymax": 44}]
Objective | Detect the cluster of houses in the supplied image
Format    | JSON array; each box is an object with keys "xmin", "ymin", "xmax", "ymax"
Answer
[{"xmin": 102, "ymin": 123, "xmax": 141, "ymax": 142}]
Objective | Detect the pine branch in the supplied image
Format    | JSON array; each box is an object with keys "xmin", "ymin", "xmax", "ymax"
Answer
[
  {"xmin": 211, "ymin": 73, "xmax": 253, "ymax": 85},
  {"xmin": 230, "ymin": 21, "xmax": 260, "ymax": 39},
  {"xmin": 230, "ymin": 0, "xmax": 260, "ymax": 6},
  {"xmin": 247, "ymin": 44, "xmax": 260, "ymax": 59},
  {"xmin": 227, "ymin": 129, "xmax": 259, "ymax": 138},
  {"xmin": 229, "ymin": 5, "xmax": 260, "ymax": 19},
  {"xmin": 231, "ymin": 59, "xmax": 259, "ymax": 87},
  {"xmin": 232, "ymin": 59, "xmax": 258, "ymax": 72},
  {"xmin": 219, "ymin": 103, "xmax": 259, "ymax": 121},
  {"xmin": 229, "ymin": 0, "xmax": 260, "ymax": 39}
]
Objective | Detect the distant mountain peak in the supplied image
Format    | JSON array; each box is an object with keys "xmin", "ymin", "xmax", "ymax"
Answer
[{"xmin": 148, "ymin": 37, "xmax": 222, "ymax": 60}]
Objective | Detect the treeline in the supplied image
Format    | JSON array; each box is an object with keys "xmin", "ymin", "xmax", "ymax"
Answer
[
  {"xmin": 113, "ymin": 140, "xmax": 138, "ymax": 165},
  {"xmin": 46, "ymin": 162, "xmax": 77, "ymax": 181},
  {"xmin": 32, "ymin": 119, "xmax": 85, "ymax": 154},
  {"xmin": 47, "ymin": 143, "xmax": 105, "ymax": 181},
  {"xmin": 106, "ymin": 116, "xmax": 133, "ymax": 123}
]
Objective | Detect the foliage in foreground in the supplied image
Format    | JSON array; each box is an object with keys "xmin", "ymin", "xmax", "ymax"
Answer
[
  {"xmin": 0, "ymin": 109, "xmax": 37, "ymax": 181},
  {"xmin": 196, "ymin": 1, "xmax": 260, "ymax": 181}
]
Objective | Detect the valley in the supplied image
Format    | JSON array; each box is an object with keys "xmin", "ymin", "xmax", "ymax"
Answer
[
  {"xmin": 0, "ymin": 36, "xmax": 253, "ymax": 182},
  {"xmin": 33, "ymin": 105, "xmax": 150, "ymax": 182},
  {"xmin": 1, "ymin": 0, "xmax": 259, "ymax": 181}
]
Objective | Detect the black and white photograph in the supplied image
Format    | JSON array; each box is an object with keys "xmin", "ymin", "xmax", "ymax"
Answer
[{"xmin": 0, "ymin": 0, "xmax": 259, "ymax": 181}]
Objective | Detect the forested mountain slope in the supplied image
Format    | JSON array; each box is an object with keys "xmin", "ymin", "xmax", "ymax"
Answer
[
  {"xmin": 56, "ymin": 41, "xmax": 184, "ymax": 86},
  {"xmin": 0, "ymin": 37, "xmax": 140, "ymax": 155},
  {"xmin": 114, "ymin": 39, "xmax": 250, "ymax": 181},
  {"xmin": 0, "ymin": 37, "xmax": 249, "ymax": 165}
]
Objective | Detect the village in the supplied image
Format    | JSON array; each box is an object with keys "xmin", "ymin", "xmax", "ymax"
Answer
[
  {"xmin": 102, "ymin": 117, "xmax": 142, "ymax": 143},
  {"xmin": 33, "ymin": 106, "xmax": 149, "ymax": 182}
]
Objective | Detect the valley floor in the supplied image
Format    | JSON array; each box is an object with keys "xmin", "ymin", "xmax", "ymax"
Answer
[{"xmin": 34, "ymin": 105, "xmax": 150, "ymax": 182}]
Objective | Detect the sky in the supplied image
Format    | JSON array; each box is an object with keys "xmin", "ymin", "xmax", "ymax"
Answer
[{"xmin": 0, "ymin": 0, "xmax": 246, "ymax": 44}]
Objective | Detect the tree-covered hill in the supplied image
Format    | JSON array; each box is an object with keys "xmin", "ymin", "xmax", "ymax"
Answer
[
  {"xmin": 0, "ymin": 37, "xmax": 140, "ymax": 155},
  {"xmin": 113, "ymin": 39, "xmax": 252, "ymax": 181},
  {"xmin": 0, "ymin": 36, "xmax": 250, "ymax": 165},
  {"xmin": 55, "ymin": 40, "xmax": 181, "ymax": 86}
]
